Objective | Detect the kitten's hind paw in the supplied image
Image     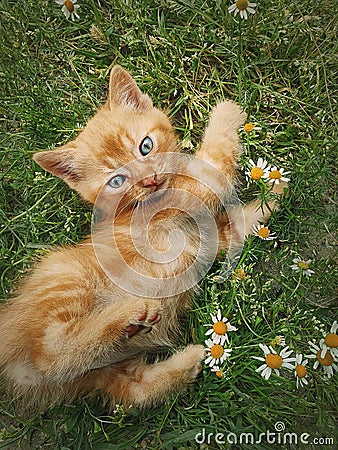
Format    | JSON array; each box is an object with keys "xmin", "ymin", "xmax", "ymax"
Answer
[
  {"xmin": 125, "ymin": 305, "xmax": 162, "ymax": 338},
  {"xmin": 272, "ymin": 180, "xmax": 289, "ymax": 197},
  {"xmin": 183, "ymin": 344, "xmax": 206, "ymax": 381},
  {"xmin": 168, "ymin": 344, "xmax": 206, "ymax": 383}
]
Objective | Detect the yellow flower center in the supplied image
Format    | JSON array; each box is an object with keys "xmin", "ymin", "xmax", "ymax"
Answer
[
  {"xmin": 325, "ymin": 333, "xmax": 338, "ymax": 349},
  {"xmin": 64, "ymin": 0, "xmax": 75, "ymax": 12},
  {"xmin": 298, "ymin": 261, "xmax": 309, "ymax": 270},
  {"xmin": 295, "ymin": 364, "xmax": 307, "ymax": 378},
  {"xmin": 238, "ymin": 268, "xmax": 246, "ymax": 280},
  {"xmin": 232, "ymin": 268, "xmax": 246, "ymax": 281},
  {"xmin": 257, "ymin": 227, "xmax": 270, "ymax": 239},
  {"xmin": 275, "ymin": 336, "xmax": 283, "ymax": 345},
  {"xmin": 244, "ymin": 122, "xmax": 255, "ymax": 132},
  {"xmin": 265, "ymin": 353, "xmax": 283, "ymax": 369},
  {"xmin": 269, "ymin": 170, "xmax": 282, "ymax": 180},
  {"xmin": 270, "ymin": 336, "xmax": 284, "ymax": 347},
  {"xmin": 250, "ymin": 167, "xmax": 264, "ymax": 180},
  {"xmin": 210, "ymin": 344, "xmax": 224, "ymax": 359},
  {"xmin": 236, "ymin": 0, "xmax": 249, "ymax": 11},
  {"xmin": 215, "ymin": 370, "xmax": 224, "ymax": 379},
  {"xmin": 213, "ymin": 321, "xmax": 227, "ymax": 335},
  {"xmin": 316, "ymin": 349, "xmax": 333, "ymax": 366}
]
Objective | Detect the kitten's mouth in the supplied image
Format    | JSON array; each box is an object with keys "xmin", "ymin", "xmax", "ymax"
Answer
[
  {"xmin": 140, "ymin": 174, "xmax": 166, "ymax": 193},
  {"xmin": 143, "ymin": 181, "xmax": 165, "ymax": 196},
  {"xmin": 154, "ymin": 181, "xmax": 165, "ymax": 192},
  {"xmin": 138, "ymin": 180, "xmax": 167, "ymax": 203}
]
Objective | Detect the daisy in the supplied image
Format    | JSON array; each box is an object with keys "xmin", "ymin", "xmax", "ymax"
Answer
[
  {"xmin": 306, "ymin": 340, "xmax": 338, "ymax": 379},
  {"xmin": 204, "ymin": 309, "xmax": 238, "ymax": 345},
  {"xmin": 228, "ymin": 1, "xmax": 257, "ymax": 20},
  {"xmin": 243, "ymin": 122, "xmax": 255, "ymax": 132},
  {"xmin": 320, "ymin": 321, "xmax": 338, "ymax": 359},
  {"xmin": 242, "ymin": 123, "xmax": 262, "ymax": 133},
  {"xmin": 246, "ymin": 158, "xmax": 270, "ymax": 181},
  {"xmin": 270, "ymin": 335, "xmax": 286, "ymax": 347},
  {"xmin": 252, "ymin": 223, "xmax": 277, "ymax": 241},
  {"xmin": 290, "ymin": 257, "xmax": 315, "ymax": 277},
  {"xmin": 232, "ymin": 268, "xmax": 246, "ymax": 281},
  {"xmin": 211, "ymin": 366, "xmax": 225, "ymax": 379},
  {"xmin": 55, "ymin": 0, "xmax": 80, "ymax": 21},
  {"xmin": 263, "ymin": 166, "xmax": 290, "ymax": 185},
  {"xmin": 205, "ymin": 339, "xmax": 232, "ymax": 367},
  {"xmin": 75, "ymin": 123, "xmax": 84, "ymax": 131},
  {"xmin": 253, "ymin": 344, "xmax": 295, "ymax": 380},
  {"xmin": 294, "ymin": 354, "xmax": 309, "ymax": 388}
]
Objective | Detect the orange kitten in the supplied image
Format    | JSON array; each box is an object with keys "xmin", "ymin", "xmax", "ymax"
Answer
[{"xmin": 0, "ymin": 66, "xmax": 286, "ymax": 411}]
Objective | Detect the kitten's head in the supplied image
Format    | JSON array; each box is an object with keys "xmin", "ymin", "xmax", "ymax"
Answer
[{"xmin": 33, "ymin": 66, "xmax": 179, "ymax": 206}]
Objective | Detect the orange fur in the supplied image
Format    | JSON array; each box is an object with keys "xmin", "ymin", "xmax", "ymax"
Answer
[{"xmin": 0, "ymin": 66, "xmax": 286, "ymax": 412}]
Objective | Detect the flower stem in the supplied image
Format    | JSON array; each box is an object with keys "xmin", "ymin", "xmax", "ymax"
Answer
[
  {"xmin": 235, "ymin": 296, "xmax": 265, "ymax": 339},
  {"xmin": 286, "ymin": 272, "xmax": 304, "ymax": 302},
  {"xmin": 237, "ymin": 19, "xmax": 245, "ymax": 102}
]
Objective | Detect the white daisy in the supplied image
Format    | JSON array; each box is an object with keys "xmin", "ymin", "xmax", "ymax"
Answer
[
  {"xmin": 246, "ymin": 157, "xmax": 270, "ymax": 181},
  {"xmin": 75, "ymin": 123, "xmax": 84, "ymax": 131},
  {"xmin": 253, "ymin": 344, "xmax": 295, "ymax": 380},
  {"xmin": 228, "ymin": 1, "xmax": 257, "ymax": 20},
  {"xmin": 211, "ymin": 366, "xmax": 225, "ymax": 379},
  {"xmin": 205, "ymin": 339, "xmax": 232, "ymax": 367},
  {"xmin": 270, "ymin": 335, "xmax": 286, "ymax": 347},
  {"xmin": 263, "ymin": 166, "xmax": 291, "ymax": 185},
  {"xmin": 204, "ymin": 309, "xmax": 238, "ymax": 345},
  {"xmin": 252, "ymin": 223, "xmax": 277, "ymax": 241},
  {"xmin": 294, "ymin": 354, "xmax": 309, "ymax": 388},
  {"xmin": 306, "ymin": 340, "xmax": 338, "ymax": 379},
  {"xmin": 55, "ymin": 0, "xmax": 80, "ymax": 21},
  {"xmin": 320, "ymin": 321, "xmax": 338, "ymax": 359},
  {"xmin": 243, "ymin": 122, "xmax": 261, "ymax": 133},
  {"xmin": 290, "ymin": 257, "xmax": 315, "ymax": 277}
]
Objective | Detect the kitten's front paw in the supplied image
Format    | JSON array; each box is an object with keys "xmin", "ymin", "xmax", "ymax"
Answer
[
  {"xmin": 210, "ymin": 101, "xmax": 247, "ymax": 131},
  {"xmin": 125, "ymin": 304, "xmax": 162, "ymax": 338}
]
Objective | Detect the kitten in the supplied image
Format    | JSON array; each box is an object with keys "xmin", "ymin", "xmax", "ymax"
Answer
[{"xmin": 0, "ymin": 66, "xmax": 286, "ymax": 411}]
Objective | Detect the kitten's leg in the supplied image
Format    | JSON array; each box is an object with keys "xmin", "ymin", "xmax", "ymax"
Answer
[
  {"xmin": 240, "ymin": 180, "xmax": 289, "ymax": 236},
  {"xmin": 83, "ymin": 344, "xmax": 205, "ymax": 407},
  {"xmin": 218, "ymin": 181, "xmax": 289, "ymax": 252},
  {"xmin": 172, "ymin": 102, "xmax": 246, "ymax": 209},
  {"xmin": 196, "ymin": 101, "xmax": 246, "ymax": 181},
  {"xmin": 30, "ymin": 297, "xmax": 163, "ymax": 382}
]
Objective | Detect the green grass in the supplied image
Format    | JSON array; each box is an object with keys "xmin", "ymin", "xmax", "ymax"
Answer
[{"xmin": 0, "ymin": 0, "xmax": 337, "ymax": 448}]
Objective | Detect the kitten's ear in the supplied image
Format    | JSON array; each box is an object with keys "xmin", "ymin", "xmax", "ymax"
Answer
[
  {"xmin": 107, "ymin": 65, "xmax": 153, "ymax": 111},
  {"xmin": 33, "ymin": 143, "xmax": 81, "ymax": 186}
]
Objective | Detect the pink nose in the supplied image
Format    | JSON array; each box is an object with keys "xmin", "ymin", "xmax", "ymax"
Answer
[{"xmin": 142, "ymin": 174, "xmax": 157, "ymax": 187}]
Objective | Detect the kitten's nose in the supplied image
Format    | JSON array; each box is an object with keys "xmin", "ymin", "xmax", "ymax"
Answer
[{"xmin": 141, "ymin": 174, "xmax": 158, "ymax": 188}]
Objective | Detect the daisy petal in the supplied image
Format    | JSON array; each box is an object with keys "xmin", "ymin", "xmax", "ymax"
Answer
[
  {"xmin": 262, "ymin": 366, "xmax": 271, "ymax": 380},
  {"xmin": 256, "ymin": 364, "xmax": 267, "ymax": 373}
]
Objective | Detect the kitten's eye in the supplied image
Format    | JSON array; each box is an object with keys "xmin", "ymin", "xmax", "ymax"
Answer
[
  {"xmin": 139, "ymin": 136, "xmax": 153, "ymax": 156},
  {"xmin": 108, "ymin": 174, "xmax": 126, "ymax": 189}
]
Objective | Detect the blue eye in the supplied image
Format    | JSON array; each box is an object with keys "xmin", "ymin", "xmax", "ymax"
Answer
[
  {"xmin": 139, "ymin": 136, "xmax": 153, "ymax": 156},
  {"xmin": 108, "ymin": 174, "xmax": 126, "ymax": 188}
]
